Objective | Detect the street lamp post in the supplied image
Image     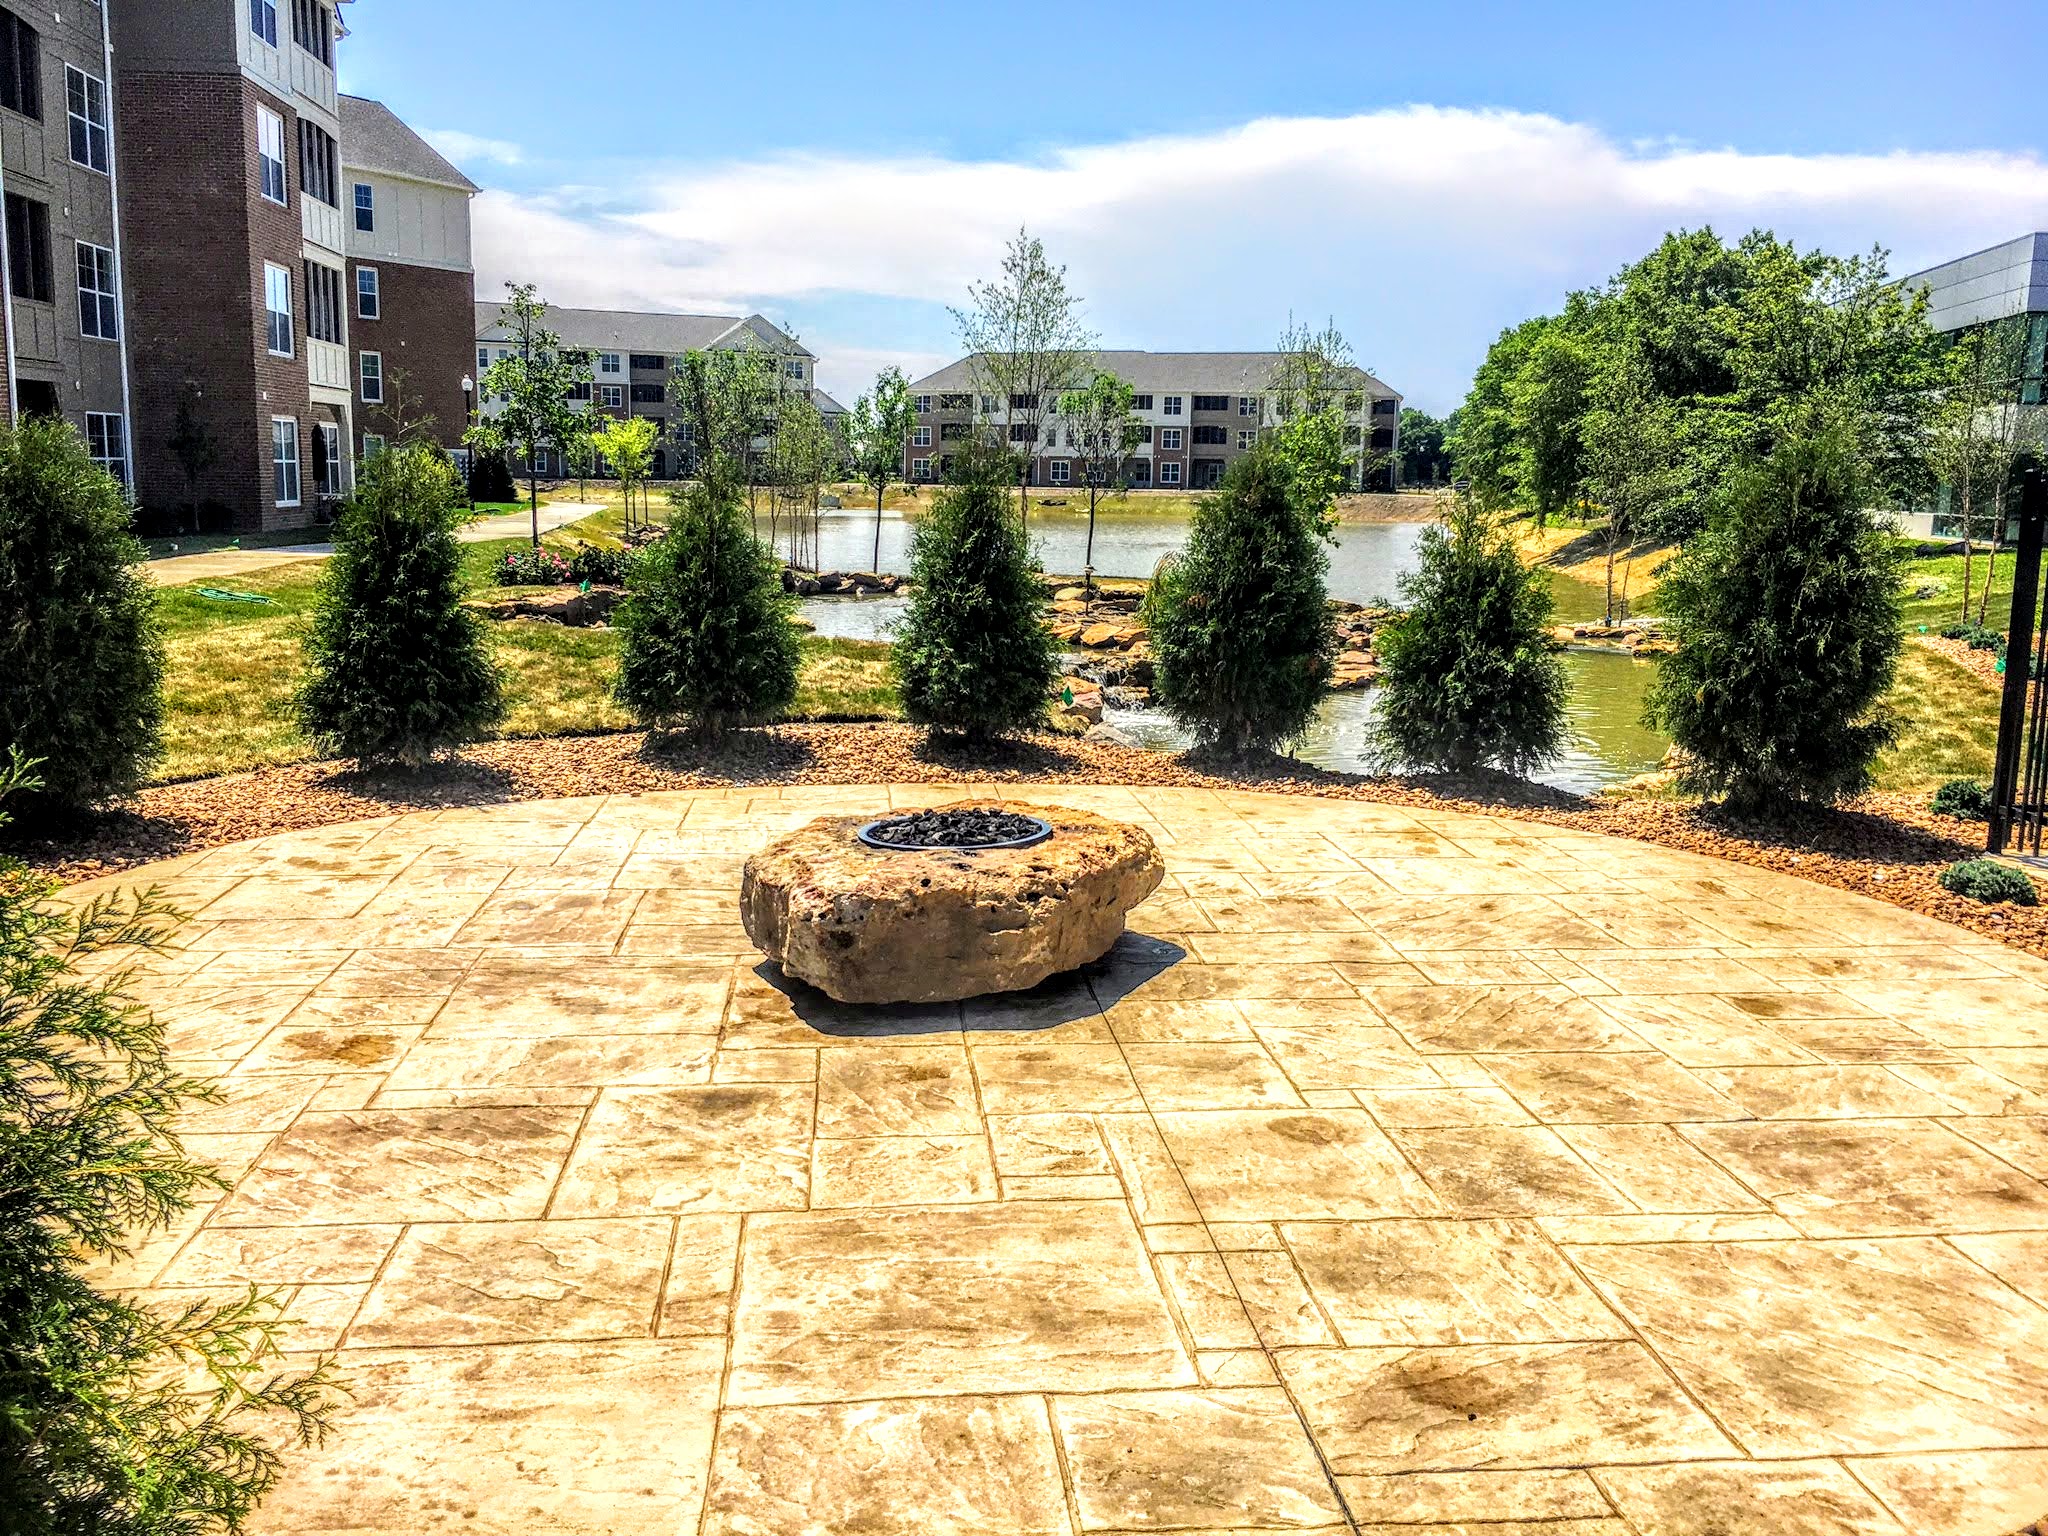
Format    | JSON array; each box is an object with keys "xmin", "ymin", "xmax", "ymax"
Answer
[{"xmin": 460, "ymin": 375, "xmax": 475, "ymax": 510}]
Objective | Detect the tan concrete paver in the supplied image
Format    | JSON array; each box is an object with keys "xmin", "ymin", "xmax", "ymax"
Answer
[{"xmin": 72, "ymin": 785, "xmax": 2048, "ymax": 1533}]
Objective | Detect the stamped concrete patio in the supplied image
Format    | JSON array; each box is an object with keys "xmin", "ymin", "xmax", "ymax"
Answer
[{"xmin": 76, "ymin": 785, "xmax": 2048, "ymax": 1534}]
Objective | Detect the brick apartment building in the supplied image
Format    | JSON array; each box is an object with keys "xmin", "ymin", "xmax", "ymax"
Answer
[
  {"xmin": 903, "ymin": 350, "xmax": 1401, "ymax": 491},
  {"xmin": 342, "ymin": 93, "xmax": 476, "ymax": 462},
  {"xmin": 473, "ymin": 303, "xmax": 841, "ymax": 479},
  {"xmin": 0, "ymin": 0, "xmax": 134, "ymax": 480}
]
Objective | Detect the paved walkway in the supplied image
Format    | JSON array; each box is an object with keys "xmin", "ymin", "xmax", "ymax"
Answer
[
  {"xmin": 71, "ymin": 787, "xmax": 2048, "ymax": 1535},
  {"xmin": 144, "ymin": 502, "xmax": 608, "ymax": 586}
]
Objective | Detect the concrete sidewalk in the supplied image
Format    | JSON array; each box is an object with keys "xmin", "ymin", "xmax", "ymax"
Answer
[{"xmin": 145, "ymin": 501, "xmax": 608, "ymax": 586}]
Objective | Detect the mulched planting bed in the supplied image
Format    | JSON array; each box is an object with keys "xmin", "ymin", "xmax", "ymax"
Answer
[{"xmin": 8, "ymin": 723, "xmax": 2044, "ymax": 961}]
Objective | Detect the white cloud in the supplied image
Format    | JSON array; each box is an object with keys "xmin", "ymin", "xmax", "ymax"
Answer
[
  {"xmin": 425, "ymin": 128, "xmax": 525, "ymax": 167},
  {"xmin": 467, "ymin": 106, "xmax": 2048, "ymax": 410}
]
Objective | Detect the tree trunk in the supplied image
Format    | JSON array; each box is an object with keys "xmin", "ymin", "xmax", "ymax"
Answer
[
  {"xmin": 1085, "ymin": 483, "xmax": 1099, "ymax": 599},
  {"xmin": 873, "ymin": 483, "xmax": 884, "ymax": 572},
  {"xmin": 529, "ymin": 460, "xmax": 540, "ymax": 548},
  {"xmin": 1604, "ymin": 533, "xmax": 1616, "ymax": 627}
]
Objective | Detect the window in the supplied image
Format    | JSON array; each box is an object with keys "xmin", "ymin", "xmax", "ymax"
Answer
[
  {"xmin": 566, "ymin": 379, "xmax": 591, "ymax": 402},
  {"xmin": 264, "ymin": 262, "xmax": 292, "ymax": 355},
  {"xmin": 299, "ymin": 120, "xmax": 338, "ymax": 206},
  {"xmin": 76, "ymin": 242, "xmax": 117, "ymax": 339},
  {"xmin": 359, "ymin": 351, "xmax": 382, "ymax": 403},
  {"xmin": 940, "ymin": 421, "xmax": 969, "ymax": 441},
  {"xmin": 353, "ymin": 181, "xmax": 374, "ymax": 232},
  {"xmin": 1372, "ymin": 397, "xmax": 1398, "ymax": 415},
  {"xmin": 783, "ymin": 359, "xmax": 805, "ymax": 381},
  {"xmin": 304, "ymin": 261, "xmax": 342, "ymax": 342},
  {"xmin": 1134, "ymin": 424, "xmax": 1154, "ymax": 444},
  {"xmin": 1162, "ymin": 395, "xmax": 1182, "ymax": 416},
  {"xmin": 978, "ymin": 394, "xmax": 997, "ymax": 414},
  {"xmin": 1048, "ymin": 459, "xmax": 1070, "ymax": 485},
  {"xmin": 1009, "ymin": 422, "xmax": 1035, "ymax": 442},
  {"xmin": 1342, "ymin": 391, "xmax": 1363, "ymax": 411},
  {"xmin": 1193, "ymin": 424, "xmax": 1228, "ymax": 445},
  {"xmin": 1127, "ymin": 458, "xmax": 1151, "ymax": 486},
  {"xmin": 1371, "ymin": 427, "xmax": 1395, "ymax": 451},
  {"xmin": 1237, "ymin": 429, "xmax": 1257, "ymax": 451},
  {"xmin": 630, "ymin": 383, "xmax": 665, "ymax": 404},
  {"xmin": 1159, "ymin": 427, "xmax": 1182, "ymax": 451},
  {"xmin": 272, "ymin": 418, "xmax": 300, "ymax": 506},
  {"xmin": 0, "ymin": 10, "xmax": 41, "ymax": 119},
  {"xmin": 291, "ymin": 0, "xmax": 331, "ymax": 64},
  {"xmin": 914, "ymin": 394, "xmax": 933, "ymax": 413},
  {"xmin": 257, "ymin": 107, "xmax": 287, "ymax": 204},
  {"xmin": 600, "ymin": 352, "xmax": 621, "ymax": 374},
  {"xmin": 477, "ymin": 347, "xmax": 491, "ymax": 377},
  {"xmin": 86, "ymin": 412, "xmax": 125, "ymax": 484},
  {"xmin": 1158, "ymin": 461, "xmax": 1182, "ymax": 486},
  {"xmin": 1238, "ymin": 395, "xmax": 1261, "ymax": 416},
  {"xmin": 356, "ymin": 265, "xmax": 379, "ymax": 319},
  {"xmin": 1342, "ymin": 424, "xmax": 1361, "ymax": 446},
  {"xmin": 250, "ymin": 0, "xmax": 278, "ymax": 47},
  {"xmin": 1192, "ymin": 394, "xmax": 1230, "ymax": 412},
  {"xmin": 5, "ymin": 194, "xmax": 50, "ymax": 301},
  {"xmin": 361, "ymin": 432, "xmax": 386, "ymax": 458},
  {"xmin": 1008, "ymin": 392, "xmax": 1038, "ymax": 410},
  {"xmin": 912, "ymin": 426, "xmax": 932, "ymax": 448},
  {"xmin": 66, "ymin": 68, "xmax": 109, "ymax": 173},
  {"xmin": 630, "ymin": 353, "xmax": 665, "ymax": 371},
  {"xmin": 1193, "ymin": 460, "xmax": 1225, "ymax": 488},
  {"xmin": 938, "ymin": 393, "xmax": 971, "ymax": 410},
  {"xmin": 599, "ymin": 384, "xmax": 623, "ymax": 409},
  {"xmin": 312, "ymin": 421, "xmax": 341, "ymax": 494},
  {"xmin": 911, "ymin": 457, "xmax": 933, "ymax": 480}
]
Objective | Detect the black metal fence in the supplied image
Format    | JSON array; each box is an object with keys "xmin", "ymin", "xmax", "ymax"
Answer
[{"xmin": 1989, "ymin": 465, "xmax": 2048, "ymax": 857}]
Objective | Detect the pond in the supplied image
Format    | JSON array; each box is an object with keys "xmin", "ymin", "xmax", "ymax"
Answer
[{"xmin": 795, "ymin": 506, "xmax": 1669, "ymax": 796}]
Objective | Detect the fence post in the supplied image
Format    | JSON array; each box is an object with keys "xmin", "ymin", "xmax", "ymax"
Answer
[{"xmin": 1989, "ymin": 465, "xmax": 2046, "ymax": 855}]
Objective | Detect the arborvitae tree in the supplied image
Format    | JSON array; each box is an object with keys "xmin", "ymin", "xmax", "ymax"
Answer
[
  {"xmin": 0, "ymin": 754, "xmax": 341, "ymax": 1534},
  {"xmin": 1646, "ymin": 413, "xmax": 1903, "ymax": 811},
  {"xmin": 1149, "ymin": 444, "xmax": 1336, "ymax": 755},
  {"xmin": 0, "ymin": 416, "xmax": 164, "ymax": 813},
  {"xmin": 893, "ymin": 440, "xmax": 1058, "ymax": 740},
  {"xmin": 614, "ymin": 467, "xmax": 799, "ymax": 735},
  {"xmin": 1368, "ymin": 495, "xmax": 1569, "ymax": 776},
  {"xmin": 296, "ymin": 442, "xmax": 505, "ymax": 765}
]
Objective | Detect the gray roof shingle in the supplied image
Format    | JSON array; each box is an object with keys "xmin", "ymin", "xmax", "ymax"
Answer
[
  {"xmin": 339, "ymin": 96, "xmax": 478, "ymax": 193},
  {"xmin": 909, "ymin": 349, "xmax": 1397, "ymax": 398},
  {"xmin": 473, "ymin": 304, "xmax": 812, "ymax": 360}
]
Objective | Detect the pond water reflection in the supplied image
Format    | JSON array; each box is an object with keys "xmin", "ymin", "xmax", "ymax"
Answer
[{"xmin": 794, "ymin": 507, "xmax": 1668, "ymax": 795}]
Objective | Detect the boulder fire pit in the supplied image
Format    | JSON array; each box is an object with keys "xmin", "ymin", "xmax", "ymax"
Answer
[{"xmin": 739, "ymin": 800, "xmax": 1164, "ymax": 1004}]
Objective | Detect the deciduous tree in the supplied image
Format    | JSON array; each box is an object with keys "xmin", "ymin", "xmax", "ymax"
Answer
[
  {"xmin": 1059, "ymin": 370, "xmax": 1140, "ymax": 586},
  {"xmin": 465, "ymin": 283, "xmax": 592, "ymax": 545},
  {"xmin": 844, "ymin": 365, "xmax": 916, "ymax": 570}
]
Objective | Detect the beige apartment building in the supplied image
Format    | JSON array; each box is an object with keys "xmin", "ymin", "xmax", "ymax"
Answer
[
  {"xmin": 473, "ymin": 303, "xmax": 839, "ymax": 479},
  {"xmin": 0, "ymin": 0, "xmax": 134, "ymax": 481},
  {"xmin": 904, "ymin": 350, "xmax": 1401, "ymax": 491}
]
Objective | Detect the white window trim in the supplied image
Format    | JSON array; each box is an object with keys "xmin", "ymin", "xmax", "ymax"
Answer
[
  {"xmin": 1158, "ymin": 461, "xmax": 1183, "ymax": 485},
  {"xmin": 272, "ymin": 417, "xmax": 301, "ymax": 507},
  {"xmin": 263, "ymin": 262, "xmax": 293, "ymax": 357},
  {"xmin": 600, "ymin": 383, "xmax": 623, "ymax": 409},
  {"xmin": 356, "ymin": 265, "xmax": 379, "ymax": 319},
  {"xmin": 600, "ymin": 352, "xmax": 621, "ymax": 374},
  {"xmin": 361, "ymin": 432, "xmax": 387, "ymax": 458},
  {"xmin": 353, "ymin": 181, "xmax": 374, "ymax": 232},
  {"xmin": 1160, "ymin": 427, "xmax": 1182, "ymax": 451},
  {"xmin": 360, "ymin": 350, "xmax": 383, "ymax": 403},
  {"xmin": 85, "ymin": 411, "xmax": 125, "ymax": 483},
  {"xmin": 911, "ymin": 426, "xmax": 932, "ymax": 448},
  {"xmin": 1048, "ymin": 460, "xmax": 1070, "ymax": 485},
  {"xmin": 76, "ymin": 240, "xmax": 117, "ymax": 341},
  {"xmin": 250, "ymin": 0, "xmax": 278, "ymax": 46},
  {"xmin": 257, "ymin": 107, "xmax": 287, "ymax": 206},
  {"xmin": 66, "ymin": 66, "xmax": 110, "ymax": 175},
  {"xmin": 911, "ymin": 456, "xmax": 932, "ymax": 479},
  {"xmin": 1162, "ymin": 395, "xmax": 1183, "ymax": 416}
]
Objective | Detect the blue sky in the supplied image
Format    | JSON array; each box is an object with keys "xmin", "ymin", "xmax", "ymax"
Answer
[{"xmin": 342, "ymin": 1, "xmax": 2048, "ymax": 412}]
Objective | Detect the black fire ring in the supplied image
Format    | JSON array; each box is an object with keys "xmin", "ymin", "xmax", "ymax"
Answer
[{"xmin": 856, "ymin": 807, "xmax": 1055, "ymax": 852}]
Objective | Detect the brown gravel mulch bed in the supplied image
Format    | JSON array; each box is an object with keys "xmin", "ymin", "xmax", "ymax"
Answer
[{"xmin": 8, "ymin": 723, "xmax": 2043, "ymax": 962}]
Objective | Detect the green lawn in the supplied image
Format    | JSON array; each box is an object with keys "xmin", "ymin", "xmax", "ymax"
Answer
[{"xmin": 154, "ymin": 508, "xmax": 898, "ymax": 783}]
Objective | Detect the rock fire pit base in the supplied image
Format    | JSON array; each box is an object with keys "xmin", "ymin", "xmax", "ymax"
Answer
[{"xmin": 740, "ymin": 800, "xmax": 1165, "ymax": 1004}]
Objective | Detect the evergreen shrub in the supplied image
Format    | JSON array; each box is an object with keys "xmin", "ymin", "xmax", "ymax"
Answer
[
  {"xmin": 467, "ymin": 450, "xmax": 516, "ymax": 504},
  {"xmin": 1369, "ymin": 496, "xmax": 1568, "ymax": 775},
  {"xmin": 1939, "ymin": 858, "xmax": 2038, "ymax": 906},
  {"xmin": 0, "ymin": 755, "xmax": 341, "ymax": 1532},
  {"xmin": 1149, "ymin": 444, "xmax": 1336, "ymax": 754},
  {"xmin": 1931, "ymin": 778, "xmax": 1992, "ymax": 821},
  {"xmin": 0, "ymin": 417, "xmax": 164, "ymax": 812},
  {"xmin": 893, "ymin": 442, "xmax": 1058, "ymax": 740},
  {"xmin": 1646, "ymin": 416, "xmax": 1903, "ymax": 811},
  {"xmin": 296, "ymin": 443, "xmax": 506, "ymax": 765},
  {"xmin": 614, "ymin": 471, "xmax": 798, "ymax": 734}
]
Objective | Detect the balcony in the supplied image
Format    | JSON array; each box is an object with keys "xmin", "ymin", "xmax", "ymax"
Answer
[
  {"xmin": 302, "ymin": 196, "xmax": 344, "ymax": 257},
  {"xmin": 308, "ymin": 338, "xmax": 349, "ymax": 393},
  {"xmin": 291, "ymin": 47, "xmax": 338, "ymax": 117}
]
